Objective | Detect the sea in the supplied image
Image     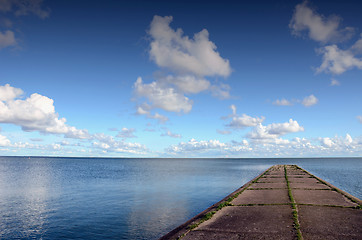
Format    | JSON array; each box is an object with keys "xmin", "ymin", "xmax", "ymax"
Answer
[{"xmin": 0, "ymin": 157, "xmax": 361, "ymax": 239}]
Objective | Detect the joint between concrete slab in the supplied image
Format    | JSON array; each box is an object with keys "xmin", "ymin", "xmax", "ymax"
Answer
[{"xmin": 285, "ymin": 165, "xmax": 303, "ymax": 240}]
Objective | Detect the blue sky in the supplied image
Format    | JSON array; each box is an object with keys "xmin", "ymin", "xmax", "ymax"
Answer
[{"xmin": 0, "ymin": 0, "xmax": 361, "ymax": 157}]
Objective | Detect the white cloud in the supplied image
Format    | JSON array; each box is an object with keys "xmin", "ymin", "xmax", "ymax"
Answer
[
  {"xmin": 301, "ymin": 94, "xmax": 318, "ymax": 107},
  {"xmin": 289, "ymin": 1, "xmax": 354, "ymax": 43},
  {"xmin": 357, "ymin": 116, "xmax": 362, "ymax": 124},
  {"xmin": 317, "ymin": 44, "xmax": 362, "ymax": 75},
  {"xmin": 330, "ymin": 78, "xmax": 340, "ymax": 86},
  {"xmin": 227, "ymin": 114, "xmax": 265, "ymax": 129},
  {"xmin": 210, "ymin": 83, "xmax": 231, "ymax": 100},
  {"xmin": 267, "ymin": 119, "xmax": 305, "ymax": 136},
  {"xmin": 0, "ymin": 30, "xmax": 16, "ymax": 49},
  {"xmin": 161, "ymin": 130, "xmax": 182, "ymax": 138},
  {"xmin": 0, "ymin": 84, "xmax": 90, "ymax": 139},
  {"xmin": 230, "ymin": 104, "xmax": 237, "ymax": 115},
  {"xmin": 320, "ymin": 134, "xmax": 355, "ymax": 150},
  {"xmin": 273, "ymin": 98, "xmax": 292, "ymax": 106},
  {"xmin": 160, "ymin": 75, "xmax": 210, "ymax": 94},
  {"xmin": 150, "ymin": 112, "xmax": 169, "ymax": 123},
  {"xmin": 167, "ymin": 138, "xmax": 227, "ymax": 154},
  {"xmin": 0, "ymin": 0, "xmax": 50, "ymax": 19},
  {"xmin": 92, "ymin": 133, "xmax": 147, "ymax": 154},
  {"xmin": 136, "ymin": 105, "xmax": 169, "ymax": 124},
  {"xmin": 321, "ymin": 137, "xmax": 333, "ymax": 148},
  {"xmin": 247, "ymin": 119, "xmax": 304, "ymax": 140},
  {"xmin": 116, "ymin": 128, "xmax": 136, "ymax": 139},
  {"xmin": 133, "ymin": 15, "xmax": 232, "ymax": 118},
  {"xmin": 290, "ymin": 3, "xmax": 362, "ymax": 76},
  {"xmin": 0, "ymin": 83, "xmax": 23, "ymax": 101},
  {"xmin": 149, "ymin": 15, "xmax": 231, "ymax": 77},
  {"xmin": 165, "ymin": 133, "xmax": 362, "ymax": 157},
  {"xmin": 272, "ymin": 95, "xmax": 319, "ymax": 107},
  {"xmin": 224, "ymin": 105, "xmax": 264, "ymax": 129},
  {"xmin": 136, "ymin": 105, "xmax": 150, "ymax": 115},
  {"xmin": 0, "ymin": 133, "xmax": 11, "ymax": 146},
  {"xmin": 351, "ymin": 35, "xmax": 362, "ymax": 54},
  {"xmin": 134, "ymin": 77, "xmax": 192, "ymax": 113}
]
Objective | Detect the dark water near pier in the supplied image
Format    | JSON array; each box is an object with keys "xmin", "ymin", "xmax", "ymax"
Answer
[{"xmin": 0, "ymin": 157, "xmax": 360, "ymax": 239}]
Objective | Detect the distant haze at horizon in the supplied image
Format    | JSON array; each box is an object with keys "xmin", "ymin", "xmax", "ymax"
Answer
[{"xmin": 0, "ymin": 0, "xmax": 361, "ymax": 157}]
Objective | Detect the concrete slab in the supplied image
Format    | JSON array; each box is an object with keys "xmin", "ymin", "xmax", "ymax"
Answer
[
  {"xmin": 288, "ymin": 178, "xmax": 319, "ymax": 183},
  {"xmin": 288, "ymin": 175, "xmax": 311, "ymax": 178},
  {"xmin": 160, "ymin": 165, "xmax": 362, "ymax": 240},
  {"xmin": 232, "ymin": 189, "xmax": 290, "ymax": 205},
  {"xmin": 298, "ymin": 205, "xmax": 362, "ymax": 239},
  {"xmin": 289, "ymin": 182, "xmax": 331, "ymax": 189},
  {"xmin": 263, "ymin": 175, "xmax": 285, "ymax": 178},
  {"xmin": 256, "ymin": 177, "xmax": 286, "ymax": 183},
  {"xmin": 189, "ymin": 206, "xmax": 296, "ymax": 240},
  {"xmin": 287, "ymin": 170, "xmax": 305, "ymax": 174},
  {"xmin": 248, "ymin": 182, "xmax": 287, "ymax": 189},
  {"xmin": 264, "ymin": 171, "xmax": 285, "ymax": 176},
  {"xmin": 292, "ymin": 189, "xmax": 357, "ymax": 207},
  {"xmin": 183, "ymin": 230, "xmax": 297, "ymax": 240}
]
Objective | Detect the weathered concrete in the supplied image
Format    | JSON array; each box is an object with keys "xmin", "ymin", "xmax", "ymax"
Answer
[
  {"xmin": 298, "ymin": 205, "xmax": 362, "ymax": 239},
  {"xmin": 289, "ymin": 182, "xmax": 331, "ymax": 189},
  {"xmin": 231, "ymin": 189, "xmax": 290, "ymax": 205},
  {"xmin": 183, "ymin": 205, "xmax": 297, "ymax": 240},
  {"xmin": 293, "ymin": 189, "xmax": 357, "ymax": 207},
  {"xmin": 248, "ymin": 182, "xmax": 287, "ymax": 189},
  {"xmin": 159, "ymin": 165, "xmax": 362, "ymax": 240}
]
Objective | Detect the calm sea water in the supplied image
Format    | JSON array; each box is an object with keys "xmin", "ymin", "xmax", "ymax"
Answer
[{"xmin": 0, "ymin": 157, "xmax": 361, "ymax": 239}]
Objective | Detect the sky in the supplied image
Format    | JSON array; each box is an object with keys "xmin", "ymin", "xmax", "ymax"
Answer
[{"xmin": 0, "ymin": 0, "xmax": 361, "ymax": 158}]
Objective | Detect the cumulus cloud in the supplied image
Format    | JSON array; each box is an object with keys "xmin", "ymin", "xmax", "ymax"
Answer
[
  {"xmin": 227, "ymin": 114, "xmax": 265, "ymax": 129},
  {"xmin": 210, "ymin": 83, "xmax": 231, "ymax": 100},
  {"xmin": 273, "ymin": 98, "xmax": 293, "ymax": 106},
  {"xmin": 0, "ymin": 0, "xmax": 50, "ymax": 19},
  {"xmin": 247, "ymin": 119, "xmax": 304, "ymax": 140},
  {"xmin": 134, "ymin": 77, "xmax": 192, "ymax": 113},
  {"xmin": 317, "ymin": 44, "xmax": 362, "ymax": 75},
  {"xmin": 159, "ymin": 74, "xmax": 210, "ymax": 94},
  {"xmin": 289, "ymin": 1, "xmax": 354, "ymax": 43},
  {"xmin": 133, "ymin": 15, "xmax": 232, "ymax": 119},
  {"xmin": 136, "ymin": 105, "xmax": 169, "ymax": 124},
  {"xmin": 116, "ymin": 128, "xmax": 136, "ymax": 139},
  {"xmin": 224, "ymin": 105, "xmax": 264, "ymax": 129},
  {"xmin": 0, "ymin": 30, "xmax": 16, "ymax": 49},
  {"xmin": 0, "ymin": 85, "xmax": 149, "ymax": 155},
  {"xmin": 161, "ymin": 129, "xmax": 182, "ymax": 138},
  {"xmin": 167, "ymin": 138, "xmax": 227, "ymax": 154},
  {"xmin": 0, "ymin": 84, "xmax": 90, "ymax": 139},
  {"xmin": 272, "ymin": 95, "xmax": 318, "ymax": 107},
  {"xmin": 0, "ymin": 83, "xmax": 23, "ymax": 101},
  {"xmin": 149, "ymin": 15, "xmax": 231, "ymax": 77},
  {"xmin": 320, "ymin": 134, "xmax": 354, "ymax": 149},
  {"xmin": 0, "ymin": 133, "xmax": 11, "ymax": 146},
  {"xmin": 290, "ymin": 2, "xmax": 362, "ymax": 76},
  {"xmin": 92, "ymin": 133, "xmax": 147, "ymax": 154},
  {"xmin": 351, "ymin": 36, "xmax": 362, "ymax": 54},
  {"xmin": 301, "ymin": 94, "xmax": 318, "ymax": 107},
  {"xmin": 165, "ymin": 133, "xmax": 362, "ymax": 157}
]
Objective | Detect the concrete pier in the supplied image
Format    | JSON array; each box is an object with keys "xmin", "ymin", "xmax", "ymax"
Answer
[{"xmin": 160, "ymin": 165, "xmax": 362, "ymax": 240}]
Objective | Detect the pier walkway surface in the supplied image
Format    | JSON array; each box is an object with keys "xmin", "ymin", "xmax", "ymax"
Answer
[{"xmin": 160, "ymin": 165, "xmax": 361, "ymax": 240}]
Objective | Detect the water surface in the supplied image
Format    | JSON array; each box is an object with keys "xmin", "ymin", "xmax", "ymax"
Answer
[{"xmin": 0, "ymin": 157, "xmax": 360, "ymax": 239}]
